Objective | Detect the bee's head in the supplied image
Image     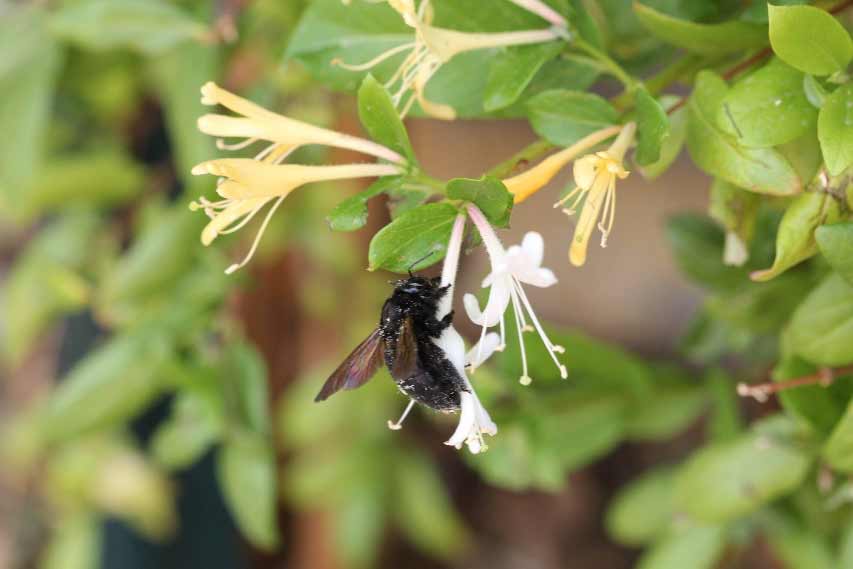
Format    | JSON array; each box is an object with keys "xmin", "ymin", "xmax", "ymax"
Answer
[{"xmin": 393, "ymin": 276, "xmax": 442, "ymax": 297}]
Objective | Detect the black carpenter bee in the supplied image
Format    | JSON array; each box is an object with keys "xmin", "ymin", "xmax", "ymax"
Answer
[{"xmin": 315, "ymin": 273, "xmax": 467, "ymax": 411}]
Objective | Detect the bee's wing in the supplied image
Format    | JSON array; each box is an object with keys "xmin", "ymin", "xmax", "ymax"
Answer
[
  {"xmin": 315, "ymin": 328, "xmax": 385, "ymax": 402},
  {"xmin": 390, "ymin": 316, "xmax": 419, "ymax": 380}
]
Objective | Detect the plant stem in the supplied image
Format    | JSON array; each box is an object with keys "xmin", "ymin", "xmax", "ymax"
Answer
[
  {"xmin": 487, "ymin": 138, "xmax": 555, "ymax": 179},
  {"xmin": 737, "ymin": 365, "xmax": 853, "ymax": 403}
]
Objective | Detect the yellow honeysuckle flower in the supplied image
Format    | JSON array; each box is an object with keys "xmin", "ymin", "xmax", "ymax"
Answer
[
  {"xmin": 557, "ymin": 122, "xmax": 636, "ymax": 267},
  {"xmin": 192, "ymin": 83, "xmax": 406, "ymax": 274},
  {"xmin": 198, "ymin": 82, "xmax": 404, "ymax": 164},
  {"xmin": 191, "ymin": 158, "xmax": 402, "ymax": 273},
  {"xmin": 334, "ymin": 0, "xmax": 563, "ymax": 119}
]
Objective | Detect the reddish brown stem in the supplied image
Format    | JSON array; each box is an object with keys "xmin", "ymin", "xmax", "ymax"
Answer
[
  {"xmin": 665, "ymin": 0, "xmax": 853, "ymax": 116},
  {"xmin": 737, "ymin": 365, "xmax": 853, "ymax": 403}
]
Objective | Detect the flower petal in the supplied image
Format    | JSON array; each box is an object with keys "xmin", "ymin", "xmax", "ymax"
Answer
[
  {"xmin": 520, "ymin": 267, "xmax": 557, "ymax": 288},
  {"xmin": 573, "ymin": 154, "xmax": 599, "ymax": 190},
  {"xmin": 465, "ymin": 332, "xmax": 501, "ymax": 368},
  {"xmin": 463, "ymin": 279, "xmax": 509, "ymax": 327},
  {"xmin": 445, "ymin": 390, "xmax": 476, "ymax": 449},
  {"xmin": 520, "ymin": 231, "xmax": 544, "ymax": 267}
]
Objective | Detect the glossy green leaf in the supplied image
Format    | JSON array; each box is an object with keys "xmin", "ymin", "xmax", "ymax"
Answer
[
  {"xmin": 50, "ymin": 0, "xmax": 206, "ymax": 55},
  {"xmin": 46, "ymin": 334, "xmax": 172, "ymax": 440},
  {"xmin": 666, "ymin": 214, "xmax": 746, "ymax": 292},
  {"xmin": 327, "ymin": 176, "xmax": 403, "ymax": 232},
  {"xmin": 484, "ymin": 42, "xmax": 562, "ymax": 111},
  {"xmin": 633, "ymin": 2, "xmax": 767, "ymax": 55},
  {"xmin": 674, "ymin": 417, "xmax": 811, "ymax": 523},
  {"xmin": 636, "ymin": 526, "xmax": 726, "ymax": 569},
  {"xmin": 709, "ymin": 179, "xmax": 760, "ymax": 267},
  {"xmin": 751, "ymin": 191, "xmax": 840, "ymax": 281},
  {"xmin": 777, "ymin": 127, "xmax": 822, "ymax": 187},
  {"xmin": 217, "ymin": 433, "xmax": 280, "ymax": 550},
  {"xmin": 357, "ymin": 75, "xmax": 415, "ymax": 162},
  {"xmin": 818, "ymin": 84, "xmax": 853, "ymax": 176},
  {"xmin": 606, "ymin": 467, "xmax": 677, "ymax": 546},
  {"xmin": 446, "ymin": 176, "xmax": 513, "ymax": 227},
  {"xmin": 816, "ymin": 222, "xmax": 853, "ymax": 285},
  {"xmin": 368, "ymin": 202, "xmax": 458, "ymax": 273},
  {"xmin": 720, "ymin": 59, "xmax": 817, "ymax": 148},
  {"xmin": 634, "ymin": 88, "xmax": 669, "ymax": 166},
  {"xmin": 687, "ymin": 72, "xmax": 800, "ymax": 195},
  {"xmin": 0, "ymin": 6, "xmax": 60, "ymax": 212},
  {"xmin": 769, "ymin": 4, "xmax": 853, "ymax": 76},
  {"xmin": 638, "ymin": 96, "xmax": 686, "ymax": 180},
  {"xmin": 787, "ymin": 273, "xmax": 853, "ymax": 367},
  {"xmin": 526, "ymin": 89, "xmax": 618, "ymax": 146}
]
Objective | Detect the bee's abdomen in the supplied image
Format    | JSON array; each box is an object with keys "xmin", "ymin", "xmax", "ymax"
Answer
[{"xmin": 396, "ymin": 368, "xmax": 461, "ymax": 411}]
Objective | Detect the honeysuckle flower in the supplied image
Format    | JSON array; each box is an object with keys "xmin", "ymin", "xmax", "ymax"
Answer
[
  {"xmin": 502, "ymin": 125, "xmax": 622, "ymax": 203},
  {"xmin": 556, "ymin": 122, "xmax": 636, "ymax": 267},
  {"xmin": 191, "ymin": 158, "xmax": 403, "ymax": 273},
  {"xmin": 334, "ymin": 0, "xmax": 564, "ymax": 119},
  {"xmin": 506, "ymin": 0, "xmax": 568, "ymax": 27},
  {"xmin": 387, "ymin": 214, "xmax": 499, "ymax": 454},
  {"xmin": 197, "ymin": 82, "xmax": 404, "ymax": 164},
  {"xmin": 464, "ymin": 204, "xmax": 566, "ymax": 386}
]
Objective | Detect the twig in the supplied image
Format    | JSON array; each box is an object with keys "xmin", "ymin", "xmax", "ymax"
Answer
[{"xmin": 737, "ymin": 365, "xmax": 853, "ymax": 403}]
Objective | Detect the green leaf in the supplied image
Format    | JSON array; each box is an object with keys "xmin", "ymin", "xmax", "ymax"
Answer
[
  {"xmin": 149, "ymin": 40, "xmax": 219, "ymax": 191},
  {"xmin": 2, "ymin": 213, "xmax": 98, "ymax": 366},
  {"xmin": 526, "ymin": 89, "xmax": 618, "ymax": 146},
  {"xmin": 841, "ymin": 518, "xmax": 853, "ymax": 569},
  {"xmin": 368, "ymin": 202, "xmax": 458, "ymax": 273},
  {"xmin": 720, "ymin": 59, "xmax": 817, "ymax": 148},
  {"xmin": 787, "ymin": 273, "xmax": 853, "ymax": 367},
  {"xmin": 327, "ymin": 176, "xmax": 403, "ymax": 232},
  {"xmin": 222, "ymin": 342, "xmax": 270, "ymax": 435},
  {"xmin": 636, "ymin": 526, "xmax": 726, "ymax": 569},
  {"xmin": 777, "ymin": 126, "xmax": 822, "ymax": 186},
  {"xmin": 706, "ymin": 368, "xmax": 743, "ymax": 442},
  {"xmin": 217, "ymin": 433, "xmax": 280, "ymax": 550},
  {"xmin": 484, "ymin": 42, "xmax": 562, "ymax": 112},
  {"xmin": 393, "ymin": 450, "xmax": 468, "ymax": 558},
  {"xmin": 446, "ymin": 176, "xmax": 513, "ymax": 227},
  {"xmin": 666, "ymin": 214, "xmax": 746, "ymax": 292},
  {"xmin": 625, "ymin": 386, "xmax": 705, "ymax": 441},
  {"xmin": 769, "ymin": 4, "xmax": 853, "ymax": 76},
  {"xmin": 633, "ymin": 2, "xmax": 767, "ymax": 55},
  {"xmin": 708, "ymin": 179, "xmax": 760, "ymax": 267},
  {"xmin": 50, "ymin": 0, "xmax": 206, "ymax": 55},
  {"xmin": 687, "ymin": 72, "xmax": 801, "ymax": 195},
  {"xmin": 45, "ymin": 334, "xmax": 172, "ymax": 440},
  {"xmin": 816, "ymin": 222, "xmax": 853, "ymax": 285},
  {"xmin": 818, "ymin": 84, "xmax": 853, "ymax": 176},
  {"xmin": 634, "ymin": 88, "xmax": 669, "ymax": 166},
  {"xmin": 23, "ymin": 149, "xmax": 145, "ymax": 219},
  {"xmin": 773, "ymin": 355, "xmax": 844, "ymax": 436},
  {"xmin": 40, "ymin": 514, "xmax": 100, "ymax": 569},
  {"xmin": 606, "ymin": 467, "xmax": 677, "ymax": 546},
  {"xmin": 751, "ymin": 191, "xmax": 841, "ymax": 281},
  {"xmin": 151, "ymin": 390, "xmax": 222, "ymax": 470},
  {"xmin": 822, "ymin": 397, "xmax": 853, "ymax": 473},
  {"xmin": 357, "ymin": 75, "xmax": 415, "ymax": 162},
  {"xmin": 762, "ymin": 513, "xmax": 836, "ymax": 569},
  {"xmin": 0, "ymin": 6, "xmax": 60, "ymax": 213},
  {"xmin": 638, "ymin": 96, "xmax": 686, "ymax": 180},
  {"xmin": 674, "ymin": 416, "xmax": 812, "ymax": 523}
]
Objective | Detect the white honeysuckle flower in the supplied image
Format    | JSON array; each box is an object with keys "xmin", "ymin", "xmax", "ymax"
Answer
[
  {"xmin": 506, "ymin": 0, "xmax": 568, "ymax": 27},
  {"xmin": 198, "ymin": 82, "xmax": 404, "ymax": 164},
  {"xmin": 464, "ymin": 204, "xmax": 566, "ymax": 386},
  {"xmin": 386, "ymin": 213, "xmax": 498, "ymax": 453},
  {"xmin": 191, "ymin": 157, "xmax": 402, "ymax": 273},
  {"xmin": 334, "ymin": 0, "xmax": 564, "ymax": 119},
  {"xmin": 556, "ymin": 121, "xmax": 636, "ymax": 267}
]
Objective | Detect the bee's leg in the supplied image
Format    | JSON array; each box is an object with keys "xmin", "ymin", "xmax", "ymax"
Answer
[{"xmin": 424, "ymin": 310, "xmax": 454, "ymax": 336}]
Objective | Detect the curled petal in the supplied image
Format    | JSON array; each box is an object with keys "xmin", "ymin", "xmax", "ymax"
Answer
[
  {"xmin": 463, "ymin": 280, "xmax": 509, "ymax": 328},
  {"xmin": 520, "ymin": 231, "xmax": 545, "ymax": 267},
  {"xmin": 573, "ymin": 154, "xmax": 598, "ymax": 190},
  {"xmin": 466, "ymin": 332, "xmax": 501, "ymax": 368},
  {"xmin": 520, "ymin": 267, "xmax": 557, "ymax": 288},
  {"xmin": 445, "ymin": 391, "xmax": 476, "ymax": 449}
]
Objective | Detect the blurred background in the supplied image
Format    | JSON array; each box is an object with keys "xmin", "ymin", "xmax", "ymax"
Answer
[{"xmin": 0, "ymin": 1, "xmax": 813, "ymax": 568}]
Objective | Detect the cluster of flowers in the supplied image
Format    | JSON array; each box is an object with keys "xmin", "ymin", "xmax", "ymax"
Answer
[{"xmin": 189, "ymin": 0, "xmax": 638, "ymax": 453}]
